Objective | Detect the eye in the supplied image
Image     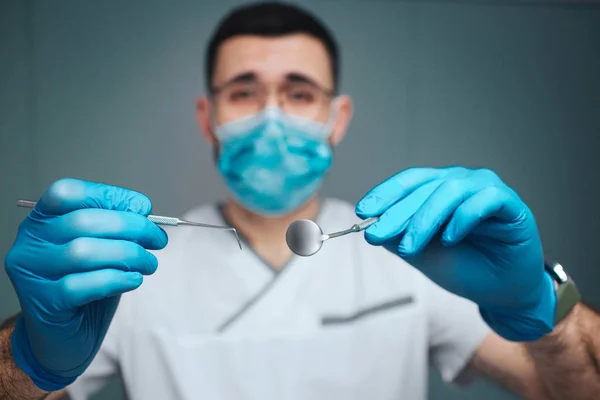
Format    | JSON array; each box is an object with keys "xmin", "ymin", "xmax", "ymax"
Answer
[
  {"xmin": 288, "ymin": 89, "xmax": 315, "ymax": 103},
  {"xmin": 229, "ymin": 88, "xmax": 256, "ymax": 101}
]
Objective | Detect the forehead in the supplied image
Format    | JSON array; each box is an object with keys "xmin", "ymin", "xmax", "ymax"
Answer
[{"xmin": 212, "ymin": 34, "xmax": 333, "ymax": 89}]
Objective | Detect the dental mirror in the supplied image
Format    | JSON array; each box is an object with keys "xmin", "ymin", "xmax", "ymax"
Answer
[{"xmin": 286, "ymin": 217, "xmax": 379, "ymax": 257}]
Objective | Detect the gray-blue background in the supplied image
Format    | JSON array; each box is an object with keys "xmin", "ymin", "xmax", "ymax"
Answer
[{"xmin": 1, "ymin": 1, "xmax": 599, "ymax": 399}]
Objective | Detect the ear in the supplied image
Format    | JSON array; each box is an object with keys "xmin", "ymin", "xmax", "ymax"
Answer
[
  {"xmin": 196, "ymin": 96, "xmax": 217, "ymax": 145},
  {"xmin": 329, "ymin": 94, "xmax": 353, "ymax": 146}
]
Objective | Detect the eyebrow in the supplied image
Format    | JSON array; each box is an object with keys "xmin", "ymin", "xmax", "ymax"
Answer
[
  {"xmin": 286, "ymin": 73, "xmax": 334, "ymax": 94},
  {"xmin": 286, "ymin": 72, "xmax": 318, "ymax": 86},
  {"xmin": 212, "ymin": 72, "xmax": 257, "ymax": 92}
]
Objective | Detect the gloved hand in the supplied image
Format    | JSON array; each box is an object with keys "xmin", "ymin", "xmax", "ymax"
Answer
[
  {"xmin": 355, "ymin": 167, "xmax": 556, "ymax": 342},
  {"xmin": 4, "ymin": 178, "xmax": 168, "ymax": 391}
]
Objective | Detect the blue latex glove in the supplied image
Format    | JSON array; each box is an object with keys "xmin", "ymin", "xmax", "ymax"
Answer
[
  {"xmin": 4, "ymin": 178, "xmax": 168, "ymax": 391},
  {"xmin": 355, "ymin": 167, "xmax": 556, "ymax": 342}
]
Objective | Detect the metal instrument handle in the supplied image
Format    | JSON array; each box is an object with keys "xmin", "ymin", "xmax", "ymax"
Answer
[
  {"xmin": 147, "ymin": 215, "xmax": 179, "ymax": 226},
  {"xmin": 352, "ymin": 217, "xmax": 379, "ymax": 232}
]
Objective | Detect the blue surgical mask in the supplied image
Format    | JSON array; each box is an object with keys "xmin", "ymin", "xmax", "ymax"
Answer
[{"xmin": 214, "ymin": 106, "xmax": 335, "ymax": 217}]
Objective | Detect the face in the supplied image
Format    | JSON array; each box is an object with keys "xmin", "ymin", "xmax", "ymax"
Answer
[{"xmin": 197, "ymin": 34, "xmax": 353, "ymax": 146}]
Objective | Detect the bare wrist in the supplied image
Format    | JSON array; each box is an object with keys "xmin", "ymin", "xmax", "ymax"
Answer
[{"xmin": 0, "ymin": 317, "xmax": 50, "ymax": 400}]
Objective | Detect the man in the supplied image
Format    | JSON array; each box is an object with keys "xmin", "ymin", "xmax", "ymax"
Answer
[{"xmin": 1, "ymin": 2, "xmax": 599, "ymax": 399}]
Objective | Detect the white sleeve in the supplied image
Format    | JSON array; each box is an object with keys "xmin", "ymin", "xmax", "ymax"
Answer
[
  {"xmin": 64, "ymin": 305, "xmax": 123, "ymax": 400},
  {"xmin": 422, "ymin": 275, "xmax": 491, "ymax": 386}
]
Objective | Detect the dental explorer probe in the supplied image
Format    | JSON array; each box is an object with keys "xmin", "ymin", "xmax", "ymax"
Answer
[{"xmin": 16, "ymin": 199, "xmax": 242, "ymax": 250}]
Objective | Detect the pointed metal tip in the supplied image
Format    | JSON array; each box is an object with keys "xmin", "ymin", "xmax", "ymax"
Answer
[{"xmin": 231, "ymin": 228, "xmax": 242, "ymax": 250}]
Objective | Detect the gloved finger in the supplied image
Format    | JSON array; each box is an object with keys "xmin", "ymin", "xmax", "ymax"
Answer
[
  {"xmin": 43, "ymin": 209, "xmax": 168, "ymax": 249},
  {"xmin": 398, "ymin": 177, "xmax": 487, "ymax": 255},
  {"xmin": 364, "ymin": 180, "xmax": 443, "ymax": 245},
  {"xmin": 441, "ymin": 185, "xmax": 522, "ymax": 245},
  {"xmin": 355, "ymin": 167, "xmax": 467, "ymax": 218},
  {"xmin": 32, "ymin": 238, "xmax": 159, "ymax": 279},
  {"xmin": 35, "ymin": 178, "xmax": 152, "ymax": 217},
  {"xmin": 57, "ymin": 269, "xmax": 144, "ymax": 309}
]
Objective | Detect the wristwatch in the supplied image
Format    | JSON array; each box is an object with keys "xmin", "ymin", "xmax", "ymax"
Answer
[{"xmin": 544, "ymin": 259, "xmax": 581, "ymax": 324}]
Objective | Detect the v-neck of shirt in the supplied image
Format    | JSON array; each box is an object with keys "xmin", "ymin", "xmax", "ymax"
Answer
[{"xmin": 213, "ymin": 200, "xmax": 329, "ymax": 333}]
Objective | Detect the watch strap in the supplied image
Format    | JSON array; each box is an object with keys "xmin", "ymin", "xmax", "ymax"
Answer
[
  {"xmin": 544, "ymin": 260, "xmax": 581, "ymax": 325},
  {"xmin": 554, "ymin": 277, "xmax": 581, "ymax": 324}
]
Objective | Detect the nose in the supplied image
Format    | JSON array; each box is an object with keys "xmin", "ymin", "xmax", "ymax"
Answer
[{"xmin": 262, "ymin": 87, "xmax": 284, "ymax": 109}]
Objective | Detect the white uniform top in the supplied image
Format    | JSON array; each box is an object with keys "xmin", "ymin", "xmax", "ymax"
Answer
[{"xmin": 66, "ymin": 198, "xmax": 491, "ymax": 400}]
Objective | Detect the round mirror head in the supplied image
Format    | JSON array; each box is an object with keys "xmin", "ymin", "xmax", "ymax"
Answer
[{"xmin": 286, "ymin": 219, "xmax": 324, "ymax": 257}]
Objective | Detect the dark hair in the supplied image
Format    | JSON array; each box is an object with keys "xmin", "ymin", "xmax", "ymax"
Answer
[{"xmin": 205, "ymin": 1, "xmax": 340, "ymax": 92}]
